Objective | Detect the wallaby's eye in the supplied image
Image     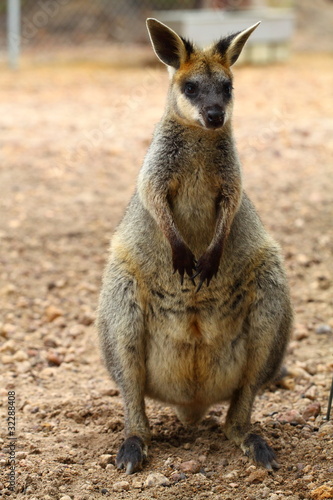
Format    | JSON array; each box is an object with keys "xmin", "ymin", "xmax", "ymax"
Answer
[
  {"xmin": 223, "ymin": 82, "xmax": 233, "ymax": 97},
  {"xmin": 184, "ymin": 82, "xmax": 199, "ymax": 98}
]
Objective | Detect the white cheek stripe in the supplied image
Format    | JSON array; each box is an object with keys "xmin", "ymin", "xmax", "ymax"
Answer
[{"xmin": 176, "ymin": 93, "xmax": 201, "ymax": 123}]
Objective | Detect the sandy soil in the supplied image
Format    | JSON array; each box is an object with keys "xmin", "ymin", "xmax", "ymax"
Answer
[{"xmin": 0, "ymin": 53, "xmax": 332, "ymax": 500}]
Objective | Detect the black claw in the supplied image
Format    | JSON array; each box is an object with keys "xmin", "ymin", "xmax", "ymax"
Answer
[
  {"xmin": 196, "ymin": 279, "xmax": 204, "ymax": 293},
  {"xmin": 191, "ymin": 270, "xmax": 200, "ymax": 280},
  {"xmin": 195, "ymin": 272, "xmax": 214, "ymax": 293}
]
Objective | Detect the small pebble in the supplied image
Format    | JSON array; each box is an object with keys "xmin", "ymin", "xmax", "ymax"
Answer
[
  {"xmin": 302, "ymin": 402, "xmax": 321, "ymax": 421},
  {"xmin": 13, "ymin": 350, "xmax": 29, "ymax": 362},
  {"xmin": 277, "ymin": 409, "xmax": 306, "ymax": 426},
  {"xmin": 304, "ymin": 362, "xmax": 318, "ymax": 375},
  {"xmin": 318, "ymin": 422, "xmax": 333, "ymax": 437},
  {"xmin": 245, "ymin": 469, "xmax": 267, "ymax": 484},
  {"xmin": 132, "ymin": 478, "xmax": 142, "ymax": 489},
  {"xmin": 46, "ymin": 352, "xmax": 62, "ymax": 367},
  {"xmin": 17, "ymin": 361, "xmax": 32, "ymax": 374},
  {"xmin": 164, "ymin": 457, "xmax": 174, "ymax": 467},
  {"xmin": 99, "ymin": 454, "xmax": 113, "ymax": 468},
  {"xmin": 0, "ymin": 340, "xmax": 16, "ymax": 353},
  {"xmin": 304, "ymin": 386, "xmax": 317, "ymax": 400},
  {"xmin": 170, "ymin": 472, "xmax": 186, "ymax": 483},
  {"xmin": 317, "ymin": 276, "xmax": 331, "ymax": 290},
  {"xmin": 79, "ymin": 313, "xmax": 95, "ymax": 326},
  {"xmin": 45, "ymin": 305, "xmax": 63, "ymax": 322},
  {"xmin": 296, "ymin": 254, "xmax": 311, "ymax": 266},
  {"xmin": 112, "ymin": 481, "xmax": 130, "ymax": 492},
  {"xmin": 0, "ymin": 323, "xmax": 16, "ymax": 337},
  {"xmin": 179, "ymin": 460, "xmax": 201, "ymax": 474},
  {"xmin": 1, "ymin": 355, "xmax": 14, "ymax": 364},
  {"xmin": 144, "ymin": 472, "xmax": 170, "ymax": 487},
  {"xmin": 294, "ymin": 326, "xmax": 309, "ymax": 341},
  {"xmin": 59, "ymin": 496, "xmax": 72, "ymax": 500},
  {"xmin": 68, "ymin": 324, "xmax": 85, "ymax": 337},
  {"xmin": 261, "ymin": 486, "xmax": 271, "ymax": 498},
  {"xmin": 224, "ymin": 470, "xmax": 239, "ymax": 480},
  {"xmin": 44, "ymin": 337, "xmax": 58, "ymax": 348},
  {"xmin": 229, "ymin": 482, "xmax": 239, "ymax": 488},
  {"xmin": 315, "ymin": 324, "xmax": 332, "ymax": 335}
]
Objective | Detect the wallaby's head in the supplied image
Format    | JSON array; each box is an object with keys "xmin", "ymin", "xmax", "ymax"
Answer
[{"xmin": 147, "ymin": 18, "xmax": 260, "ymax": 131}]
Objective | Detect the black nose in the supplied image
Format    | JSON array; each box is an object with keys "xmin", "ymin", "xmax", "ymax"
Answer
[{"xmin": 206, "ymin": 106, "xmax": 225, "ymax": 128}]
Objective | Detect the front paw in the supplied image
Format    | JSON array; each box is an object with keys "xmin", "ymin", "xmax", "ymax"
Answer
[
  {"xmin": 242, "ymin": 433, "xmax": 279, "ymax": 470},
  {"xmin": 116, "ymin": 436, "xmax": 147, "ymax": 474},
  {"xmin": 192, "ymin": 248, "xmax": 221, "ymax": 292},
  {"xmin": 172, "ymin": 244, "xmax": 196, "ymax": 285}
]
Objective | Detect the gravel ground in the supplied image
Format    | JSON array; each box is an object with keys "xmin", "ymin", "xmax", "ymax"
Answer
[{"xmin": 0, "ymin": 53, "xmax": 332, "ymax": 500}]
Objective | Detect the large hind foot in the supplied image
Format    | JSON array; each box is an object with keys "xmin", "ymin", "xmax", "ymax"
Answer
[
  {"xmin": 116, "ymin": 436, "xmax": 147, "ymax": 474},
  {"xmin": 241, "ymin": 433, "xmax": 279, "ymax": 470}
]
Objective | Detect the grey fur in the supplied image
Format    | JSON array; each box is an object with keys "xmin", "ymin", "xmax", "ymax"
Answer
[{"xmin": 97, "ymin": 19, "xmax": 293, "ymax": 474}]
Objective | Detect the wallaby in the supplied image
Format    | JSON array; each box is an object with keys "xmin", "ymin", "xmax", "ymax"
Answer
[{"xmin": 97, "ymin": 18, "xmax": 293, "ymax": 475}]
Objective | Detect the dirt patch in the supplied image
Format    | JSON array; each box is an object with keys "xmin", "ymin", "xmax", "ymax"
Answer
[{"xmin": 0, "ymin": 53, "xmax": 332, "ymax": 499}]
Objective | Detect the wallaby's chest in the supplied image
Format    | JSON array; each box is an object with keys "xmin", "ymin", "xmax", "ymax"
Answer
[{"xmin": 169, "ymin": 157, "xmax": 220, "ymax": 254}]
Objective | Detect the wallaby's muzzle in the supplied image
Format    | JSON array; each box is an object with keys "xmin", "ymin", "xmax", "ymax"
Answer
[{"xmin": 202, "ymin": 105, "xmax": 225, "ymax": 129}]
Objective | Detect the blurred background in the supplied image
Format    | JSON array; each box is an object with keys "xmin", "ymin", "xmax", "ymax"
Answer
[
  {"xmin": 1, "ymin": 1, "xmax": 333, "ymax": 497},
  {"xmin": 1, "ymin": 0, "xmax": 333, "ymax": 67}
]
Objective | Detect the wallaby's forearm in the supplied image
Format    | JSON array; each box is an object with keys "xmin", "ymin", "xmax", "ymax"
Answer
[{"xmin": 138, "ymin": 163, "xmax": 196, "ymax": 281}]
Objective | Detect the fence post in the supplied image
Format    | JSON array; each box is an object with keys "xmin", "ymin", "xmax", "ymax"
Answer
[{"xmin": 7, "ymin": 0, "xmax": 21, "ymax": 69}]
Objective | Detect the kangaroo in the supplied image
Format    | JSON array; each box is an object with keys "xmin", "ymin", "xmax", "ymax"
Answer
[{"xmin": 97, "ymin": 18, "xmax": 293, "ymax": 475}]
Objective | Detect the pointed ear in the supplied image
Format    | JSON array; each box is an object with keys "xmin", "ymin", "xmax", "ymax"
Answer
[
  {"xmin": 214, "ymin": 22, "xmax": 260, "ymax": 66},
  {"xmin": 146, "ymin": 18, "xmax": 194, "ymax": 69}
]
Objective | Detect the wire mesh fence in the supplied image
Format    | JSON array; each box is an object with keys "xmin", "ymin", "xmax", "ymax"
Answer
[
  {"xmin": 1, "ymin": 0, "xmax": 297, "ymax": 65},
  {"xmin": 1, "ymin": 0, "xmax": 208, "ymax": 54}
]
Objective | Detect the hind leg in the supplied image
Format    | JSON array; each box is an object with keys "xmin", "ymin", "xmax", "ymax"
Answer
[
  {"xmin": 224, "ymin": 384, "xmax": 278, "ymax": 469},
  {"xmin": 97, "ymin": 262, "xmax": 150, "ymax": 474},
  {"xmin": 224, "ymin": 274, "xmax": 292, "ymax": 469}
]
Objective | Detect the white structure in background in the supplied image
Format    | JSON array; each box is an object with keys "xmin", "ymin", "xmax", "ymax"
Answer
[
  {"xmin": 154, "ymin": 7, "xmax": 295, "ymax": 64},
  {"xmin": 7, "ymin": 0, "xmax": 21, "ymax": 69}
]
